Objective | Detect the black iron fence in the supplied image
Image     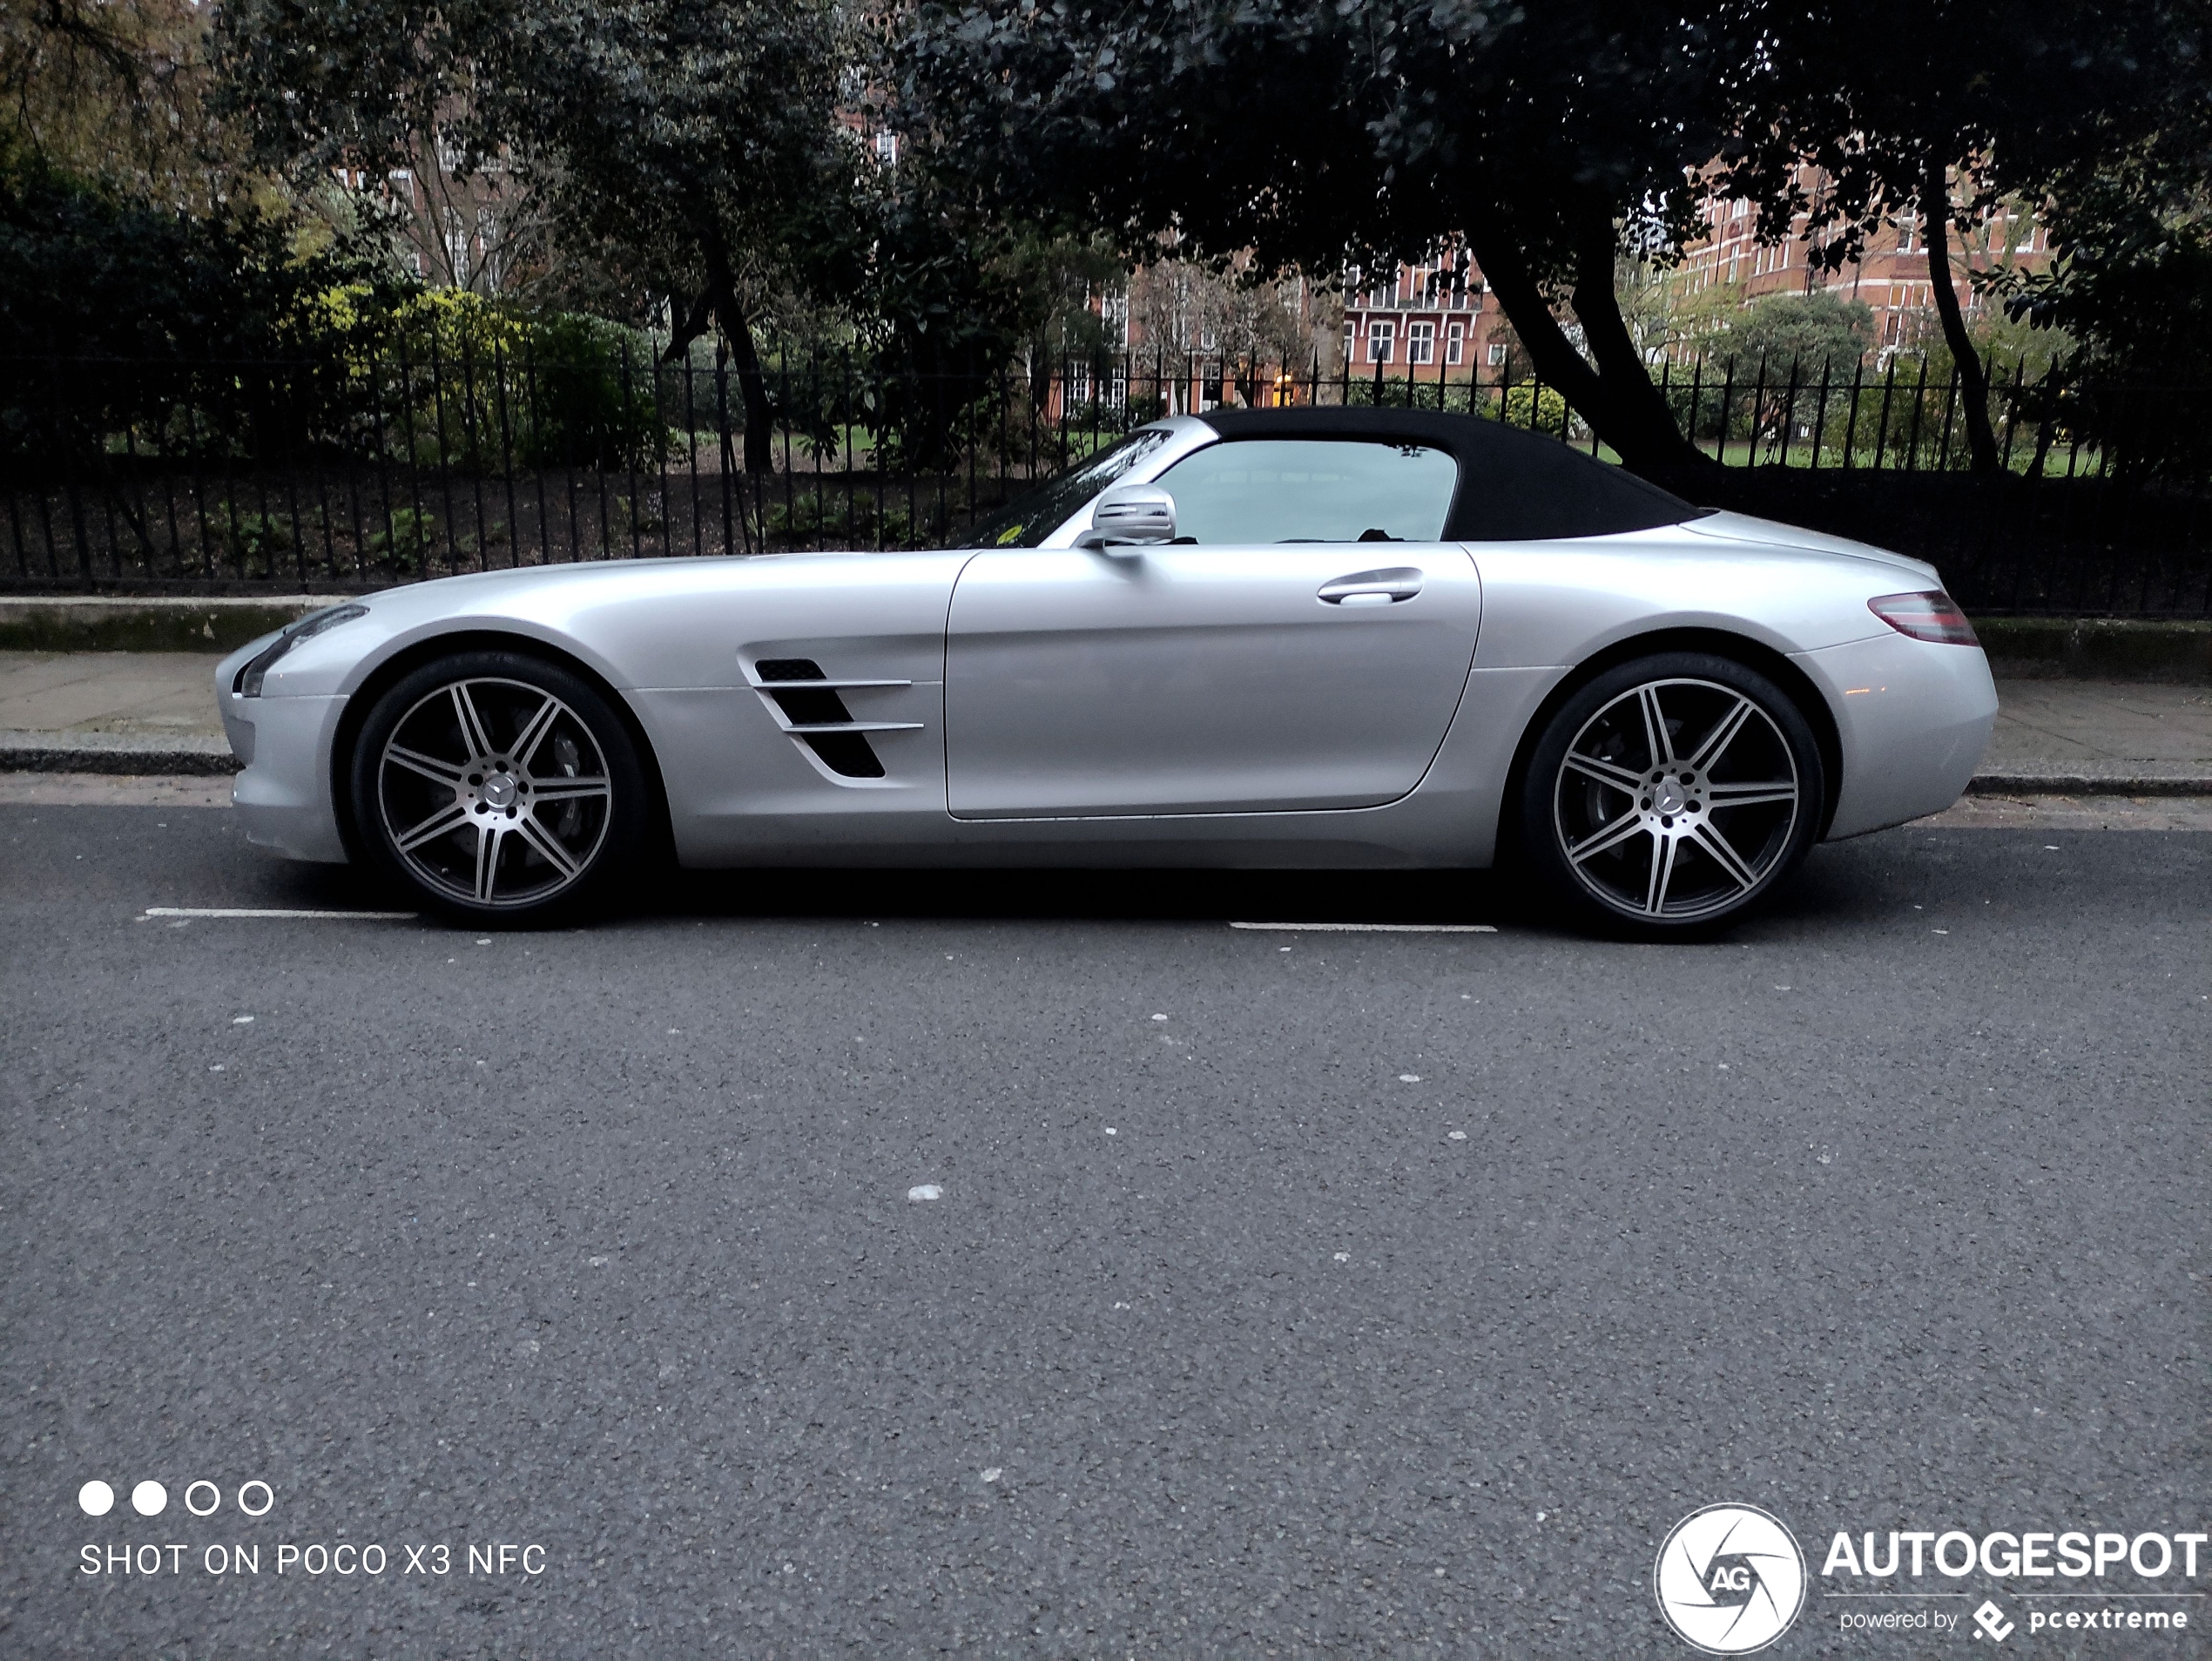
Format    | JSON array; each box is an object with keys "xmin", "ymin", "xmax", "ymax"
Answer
[{"xmin": 4, "ymin": 344, "xmax": 2209, "ymax": 616}]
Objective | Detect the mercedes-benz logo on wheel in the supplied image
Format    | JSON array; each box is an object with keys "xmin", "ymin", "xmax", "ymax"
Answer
[{"xmin": 1654, "ymin": 1503, "xmax": 1806, "ymax": 1654}]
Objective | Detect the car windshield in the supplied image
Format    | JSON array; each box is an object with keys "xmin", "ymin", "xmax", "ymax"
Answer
[{"xmin": 956, "ymin": 429, "xmax": 1175, "ymax": 548}]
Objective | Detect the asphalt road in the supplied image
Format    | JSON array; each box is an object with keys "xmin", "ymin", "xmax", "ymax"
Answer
[{"xmin": 3, "ymin": 805, "xmax": 2205, "ymax": 1657}]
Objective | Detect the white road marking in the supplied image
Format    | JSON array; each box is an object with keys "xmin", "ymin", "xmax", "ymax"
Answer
[
  {"xmin": 1231, "ymin": 922, "xmax": 1498, "ymax": 933},
  {"xmin": 907, "ymin": 1184, "xmax": 941, "ymax": 1202},
  {"xmin": 143, "ymin": 906, "xmax": 415, "ymax": 921}
]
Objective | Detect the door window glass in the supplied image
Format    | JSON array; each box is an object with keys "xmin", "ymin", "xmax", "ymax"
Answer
[{"xmin": 1157, "ymin": 439, "xmax": 1458, "ymax": 544}]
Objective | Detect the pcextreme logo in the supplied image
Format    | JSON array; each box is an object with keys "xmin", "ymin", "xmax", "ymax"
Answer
[{"xmin": 1655, "ymin": 1503, "xmax": 1809, "ymax": 1654}]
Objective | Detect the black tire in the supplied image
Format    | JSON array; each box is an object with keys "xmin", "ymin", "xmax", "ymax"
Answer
[
  {"xmin": 1518, "ymin": 652, "xmax": 1824, "ymax": 938},
  {"xmin": 348, "ymin": 649, "xmax": 652, "ymax": 925}
]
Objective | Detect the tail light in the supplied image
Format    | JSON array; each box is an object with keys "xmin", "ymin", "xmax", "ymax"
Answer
[{"xmin": 1868, "ymin": 591, "xmax": 1978, "ymax": 646}]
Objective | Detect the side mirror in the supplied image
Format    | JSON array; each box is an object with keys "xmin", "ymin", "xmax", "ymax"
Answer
[{"xmin": 1076, "ymin": 482, "xmax": 1176, "ymax": 550}]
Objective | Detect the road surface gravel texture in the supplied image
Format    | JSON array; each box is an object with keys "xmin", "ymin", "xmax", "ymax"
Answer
[{"xmin": 1, "ymin": 805, "xmax": 2203, "ymax": 1656}]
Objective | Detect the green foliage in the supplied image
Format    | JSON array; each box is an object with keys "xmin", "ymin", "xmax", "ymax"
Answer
[
  {"xmin": 383, "ymin": 293, "xmax": 664, "ymax": 471},
  {"xmin": 0, "ymin": 146, "xmax": 376, "ymax": 467},
  {"xmin": 765, "ymin": 490, "xmax": 921, "ymax": 550},
  {"xmin": 368, "ymin": 506, "xmax": 439, "ymax": 573},
  {"xmin": 209, "ymin": 503, "xmax": 294, "ymax": 574},
  {"xmin": 1983, "ymin": 125, "xmax": 2212, "ymax": 478},
  {"xmin": 1497, "ymin": 383, "xmax": 1574, "ymax": 435},
  {"xmin": 1707, "ymin": 293, "xmax": 1875, "ymax": 377}
]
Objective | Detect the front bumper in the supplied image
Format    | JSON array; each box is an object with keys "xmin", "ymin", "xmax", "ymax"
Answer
[
  {"xmin": 1796, "ymin": 631, "xmax": 1998, "ymax": 839},
  {"xmin": 214, "ymin": 644, "xmax": 352, "ymax": 863}
]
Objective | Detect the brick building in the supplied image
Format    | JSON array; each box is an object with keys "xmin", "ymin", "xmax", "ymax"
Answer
[
  {"xmin": 1672, "ymin": 172, "xmax": 2056, "ymax": 357},
  {"xmin": 1339, "ymin": 248, "xmax": 1511, "ymax": 379},
  {"xmin": 1332, "ymin": 170, "xmax": 2060, "ymax": 380}
]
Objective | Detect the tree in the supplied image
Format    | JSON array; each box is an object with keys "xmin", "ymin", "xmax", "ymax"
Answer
[
  {"xmin": 1710, "ymin": 292, "xmax": 1876, "ymax": 377},
  {"xmin": 1713, "ymin": 0, "xmax": 2188, "ymax": 473},
  {"xmin": 909, "ymin": 0, "xmax": 2205, "ymax": 479},
  {"xmin": 1, "ymin": 0, "xmax": 228, "ymax": 204},
  {"xmin": 218, "ymin": 0, "xmax": 853, "ymax": 473},
  {"xmin": 904, "ymin": 0, "xmax": 1802, "ymax": 471},
  {"xmin": 1986, "ymin": 125, "xmax": 2212, "ymax": 478}
]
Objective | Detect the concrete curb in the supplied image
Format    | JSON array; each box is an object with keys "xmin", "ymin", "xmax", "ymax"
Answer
[
  {"xmin": 1974, "ymin": 617, "xmax": 2211, "ymax": 684},
  {"xmin": 0, "ymin": 596, "xmax": 353, "ymax": 653},
  {"xmin": 0, "ymin": 731, "xmax": 238, "ymax": 776},
  {"xmin": 1966, "ymin": 771, "xmax": 2212, "ymax": 798}
]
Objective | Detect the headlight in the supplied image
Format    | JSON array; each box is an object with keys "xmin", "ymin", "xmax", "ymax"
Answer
[{"xmin": 234, "ymin": 604, "xmax": 369, "ymax": 696}]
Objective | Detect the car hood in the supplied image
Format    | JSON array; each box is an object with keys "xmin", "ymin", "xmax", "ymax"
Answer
[{"xmin": 238, "ymin": 550, "xmax": 971, "ymax": 699}]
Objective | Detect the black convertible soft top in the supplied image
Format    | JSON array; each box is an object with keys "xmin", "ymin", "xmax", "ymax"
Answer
[{"xmin": 1196, "ymin": 407, "xmax": 1706, "ymax": 541}]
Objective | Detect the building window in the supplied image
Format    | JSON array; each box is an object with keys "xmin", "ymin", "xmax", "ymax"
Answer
[
  {"xmin": 1102, "ymin": 293, "xmax": 1130, "ymax": 347},
  {"xmin": 1487, "ymin": 340, "xmax": 1507, "ymax": 368},
  {"xmin": 1367, "ymin": 321, "xmax": 1395, "ymax": 363},
  {"xmin": 476, "ymin": 206, "xmax": 502, "ymax": 290},
  {"xmin": 444, "ymin": 210, "xmax": 470, "ymax": 287},
  {"xmin": 1446, "ymin": 321, "xmax": 1466, "ymax": 366},
  {"xmin": 1406, "ymin": 321, "xmax": 1435, "ymax": 365},
  {"xmin": 874, "ymin": 131, "xmax": 900, "ymax": 166}
]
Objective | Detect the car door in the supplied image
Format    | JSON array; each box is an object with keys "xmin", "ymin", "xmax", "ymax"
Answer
[{"xmin": 945, "ymin": 436, "xmax": 1482, "ymax": 818}]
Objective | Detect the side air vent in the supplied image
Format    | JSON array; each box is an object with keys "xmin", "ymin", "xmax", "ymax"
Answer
[{"xmin": 747, "ymin": 658, "xmax": 921, "ymax": 781}]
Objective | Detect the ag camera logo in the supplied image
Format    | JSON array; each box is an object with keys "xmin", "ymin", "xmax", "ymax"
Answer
[{"xmin": 1655, "ymin": 1503, "xmax": 1807, "ymax": 1653}]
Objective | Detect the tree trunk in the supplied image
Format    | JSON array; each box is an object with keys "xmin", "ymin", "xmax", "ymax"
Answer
[
  {"xmin": 1465, "ymin": 206, "xmax": 1710, "ymax": 476},
  {"xmin": 701, "ymin": 237, "xmax": 775, "ymax": 476},
  {"xmin": 1921, "ymin": 161, "xmax": 2000, "ymax": 475},
  {"xmin": 1567, "ymin": 222, "xmax": 1712, "ymax": 473}
]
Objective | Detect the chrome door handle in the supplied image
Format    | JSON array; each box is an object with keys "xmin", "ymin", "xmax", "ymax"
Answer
[{"xmin": 1318, "ymin": 567, "xmax": 1424, "ymax": 605}]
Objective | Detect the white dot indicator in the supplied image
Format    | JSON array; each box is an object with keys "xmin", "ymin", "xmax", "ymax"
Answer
[
  {"xmin": 78, "ymin": 1481, "xmax": 115, "ymax": 1516},
  {"xmin": 132, "ymin": 1480, "xmax": 167, "ymax": 1516}
]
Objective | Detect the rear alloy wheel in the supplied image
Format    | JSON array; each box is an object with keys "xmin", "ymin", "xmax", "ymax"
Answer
[
  {"xmin": 1521, "ymin": 653, "xmax": 1824, "ymax": 935},
  {"xmin": 350, "ymin": 652, "xmax": 650, "ymax": 922}
]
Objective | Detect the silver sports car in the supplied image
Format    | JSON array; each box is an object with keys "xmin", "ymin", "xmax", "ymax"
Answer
[{"xmin": 216, "ymin": 408, "xmax": 1996, "ymax": 933}]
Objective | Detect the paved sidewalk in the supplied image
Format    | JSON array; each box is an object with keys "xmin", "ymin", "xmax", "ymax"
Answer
[
  {"xmin": 1976, "ymin": 679, "xmax": 2212, "ymax": 789},
  {"xmin": 0, "ymin": 650, "xmax": 233, "ymax": 771},
  {"xmin": 2, "ymin": 648, "xmax": 2209, "ymax": 787}
]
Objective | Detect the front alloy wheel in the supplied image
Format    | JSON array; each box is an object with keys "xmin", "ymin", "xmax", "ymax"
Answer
[
  {"xmin": 1523, "ymin": 654, "xmax": 1824, "ymax": 934},
  {"xmin": 351, "ymin": 652, "xmax": 650, "ymax": 922}
]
